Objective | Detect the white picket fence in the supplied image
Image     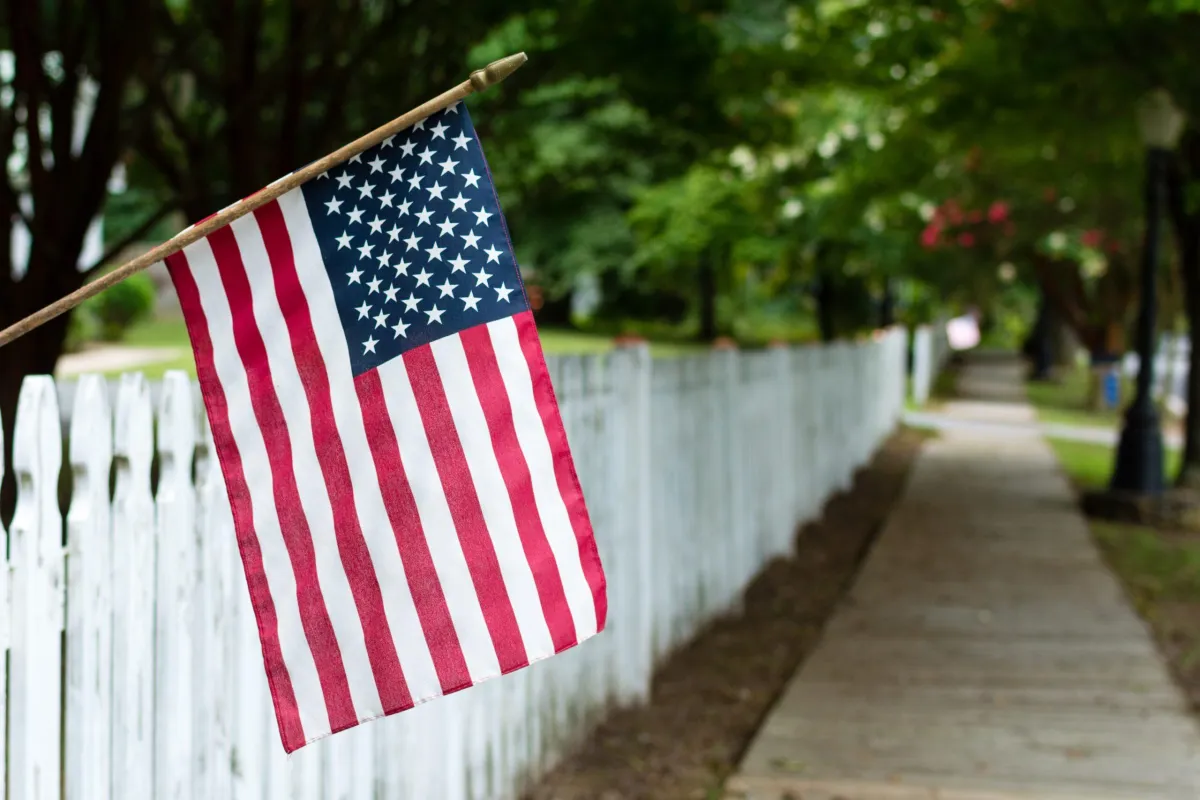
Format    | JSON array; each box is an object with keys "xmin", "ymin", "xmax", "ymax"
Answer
[
  {"xmin": 909, "ymin": 322, "xmax": 951, "ymax": 406},
  {"xmin": 0, "ymin": 327, "xmax": 908, "ymax": 800}
]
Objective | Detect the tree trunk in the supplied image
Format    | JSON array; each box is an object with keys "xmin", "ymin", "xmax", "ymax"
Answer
[
  {"xmin": 533, "ymin": 291, "xmax": 574, "ymax": 327},
  {"xmin": 879, "ymin": 279, "xmax": 896, "ymax": 328},
  {"xmin": 814, "ymin": 274, "xmax": 837, "ymax": 343},
  {"xmin": 1167, "ymin": 136, "xmax": 1200, "ymax": 489},
  {"xmin": 1026, "ymin": 292, "xmax": 1054, "ymax": 381},
  {"xmin": 1175, "ymin": 228, "xmax": 1200, "ymax": 487},
  {"xmin": 697, "ymin": 251, "xmax": 718, "ymax": 342}
]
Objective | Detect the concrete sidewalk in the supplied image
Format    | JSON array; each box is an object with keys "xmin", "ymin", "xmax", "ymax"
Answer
[{"xmin": 728, "ymin": 357, "xmax": 1200, "ymax": 799}]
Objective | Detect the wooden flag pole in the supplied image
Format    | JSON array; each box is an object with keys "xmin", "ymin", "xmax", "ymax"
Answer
[{"xmin": 0, "ymin": 51, "xmax": 528, "ymax": 350}]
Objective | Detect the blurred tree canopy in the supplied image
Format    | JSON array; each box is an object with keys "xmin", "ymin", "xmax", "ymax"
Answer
[{"xmin": 5, "ymin": 0, "xmax": 1200, "ymax": 471}]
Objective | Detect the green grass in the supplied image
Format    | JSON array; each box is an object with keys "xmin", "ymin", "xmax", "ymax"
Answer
[
  {"xmin": 1046, "ymin": 437, "xmax": 1181, "ymax": 492},
  {"xmin": 100, "ymin": 317, "xmax": 710, "ymax": 378},
  {"xmin": 1093, "ymin": 521, "xmax": 1200, "ymax": 605},
  {"xmin": 1026, "ymin": 365, "xmax": 1131, "ymax": 430},
  {"xmin": 120, "ymin": 317, "xmax": 191, "ymax": 348}
]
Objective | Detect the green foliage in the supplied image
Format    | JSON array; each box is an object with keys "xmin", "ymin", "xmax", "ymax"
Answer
[
  {"xmin": 102, "ymin": 187, "xmax": 182, "ymax": 249},
  {"xmin": 63, "ymin": 309, "xmax": 100, "ymax": 354},
  {"xmin": 62, "ymin": 0, "xmax": 1200, "ymax": 352},
  {"xmin": 629, "ymin": 164, "xmax": 755, "ymax": 268},
  {"xmin": 81, "ymin": 273, "xmax": 157, "ymax": 342}
]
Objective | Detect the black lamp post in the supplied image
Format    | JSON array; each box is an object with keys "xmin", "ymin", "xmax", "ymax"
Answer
[{"xmin": 1110, "ymin": 90, "xmax": 1186, "ymax": 494}]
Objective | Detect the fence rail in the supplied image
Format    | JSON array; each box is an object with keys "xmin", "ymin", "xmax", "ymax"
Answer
[{"xmin": 0, "ymin": 328, "xmax": 907, "ymax": 800}]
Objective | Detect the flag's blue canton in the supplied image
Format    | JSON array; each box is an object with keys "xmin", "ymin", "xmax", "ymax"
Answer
[{"xmin": 302, "ymin": 104, "xmax": 529, "ymax": 376}]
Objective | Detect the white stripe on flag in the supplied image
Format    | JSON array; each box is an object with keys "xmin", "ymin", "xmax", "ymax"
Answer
[
  {"xmin": 182, "ymin": 236, "xmax": 332, "ymax": 737},
  {"xmin": 372, "ymin": 357, "xmax": 502, "ymax": 685},
  {"xmin": 276, "ymin": 189, "xmax": 443, "ymax": 703},
  {"xmin": 487, "ymin": 316, "xmax": 599, "ymax": 638},
  {"xmin": 228, "ymin": 215, "xmax": 383, "ymax": 718},
  {"xmin": 429, "ymin": 335, "xmax": 556, "ymax": 658}
]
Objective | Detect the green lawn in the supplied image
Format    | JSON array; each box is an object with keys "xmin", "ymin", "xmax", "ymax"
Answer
[
  {"xmin": 119, "ymin": 317, "xmax": 191, "ymax": 348},
  {"xmin": 1026, "ymin": 365, "xmax": 1131, "ymax": 430},
  {"xmin": 1093, "ymin": 520, "xmax": 1200, "ymax": 606},
  {"xmin": 1027, "ymin": 363, "xmax": 1185, "ymax": 435},
  {"xmin": 104, "ymin": 317, "xmax": 709, "ymax": 378},
  {"xmin": 1046, "ymin": 437, "xmax": 1181, "ymax": 492}
]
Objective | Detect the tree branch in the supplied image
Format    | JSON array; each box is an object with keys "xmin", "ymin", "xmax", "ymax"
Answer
[{"xmin": 8, "ymin": 0, "xmax": 50, "ymax": 229}]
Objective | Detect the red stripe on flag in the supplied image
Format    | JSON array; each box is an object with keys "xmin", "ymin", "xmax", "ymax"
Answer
[
  {"xmin": 205, "ymin": 227, "xmax": 361, "ymax": 731},
  {"xmin": 165, "ymin": 250, "xmax": 307, "ymax": 752},
  {"xmin": 253, "ymin": 203, "xmax": 414, "ymax": 715},
  {"xmin": 512, "ymin": 311, "xmax": 607, "ymax": 631},
  {"xmin": 353, "ymin": 370, "xmax": 473, "ymax": 693},
  {"xmin": 403, "ymin": 344, "xmax": 530, "ymax": 673},
  {"xmin": 459, "ymin": 327, "xmax": 578, "ymax": 653}
]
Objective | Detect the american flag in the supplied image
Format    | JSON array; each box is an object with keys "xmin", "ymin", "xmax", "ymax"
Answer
[{"xmin": 165, "ymin": 103, "xmax": 607, "ymax": 752}]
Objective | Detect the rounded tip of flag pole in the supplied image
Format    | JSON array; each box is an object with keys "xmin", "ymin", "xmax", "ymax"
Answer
[{"xmin": 470, "ymin": 53, "xmax": 529, "ymax": 92}]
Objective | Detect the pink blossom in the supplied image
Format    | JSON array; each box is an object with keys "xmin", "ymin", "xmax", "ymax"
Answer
[
  {"xmin": 1081, "ymin": 229, "xmax": 1104, "ymax": 248},
  {"xmin": 987, "ymin": 201, "xmax": 1009, "ymax": 223},
  {"xmin": 957, "ymin": 233, "xmax": 976, "ymax": 247},
  {"xmin": 921, "ymin": 224, "xmax": 941, "ymax": 249}
]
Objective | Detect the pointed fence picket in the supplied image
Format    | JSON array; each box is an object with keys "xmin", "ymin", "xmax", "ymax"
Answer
[
  {"xmin": 10, "ymin": 376, "xmax": 65, "ymax": 800},
  {"xmin": 0, "ymin": 403, "xmax": 7, "ymax": 800},
  {"xmin": 110, "ymin": 374, "xmax": 155, "ymax": 800},
  {"xmin": 0, "ymin": 326, "xmax": 914, "ymax": 799},
  {"xmin": 154, "ymin": 373, "xmax": 197, "ymax": 800},
  {"xmin": 65, "ymin": 376, "xmax": 114, "ymax": 800}
]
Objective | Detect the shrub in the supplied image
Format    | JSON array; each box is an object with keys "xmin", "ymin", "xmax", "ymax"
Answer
[
  {"xmin": 63, "ymin": 307, "xmax": 100, "ymax": 353},
  {"xmin": 82, "ymin": 272, "xmax": 156, "ymax": 341}
]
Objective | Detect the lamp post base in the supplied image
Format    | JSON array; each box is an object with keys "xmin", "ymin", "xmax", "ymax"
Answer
[{"xmin": 1109, "ymin": 403, "xmax": 1165, "ymax": 494}]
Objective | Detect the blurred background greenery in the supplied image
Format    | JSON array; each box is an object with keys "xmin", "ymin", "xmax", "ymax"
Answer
[{"xmin": 3, "ymin": 0, "xmax": 1200, "ymax": 401}]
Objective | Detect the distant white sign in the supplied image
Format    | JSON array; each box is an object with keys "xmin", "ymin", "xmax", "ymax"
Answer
[{"xmin": 946, "ymin": 313, "xmax": 981, "ymax": 351}]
